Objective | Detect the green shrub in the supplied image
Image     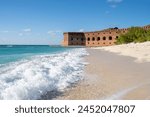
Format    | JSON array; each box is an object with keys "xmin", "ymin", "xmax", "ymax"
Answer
[
  {"xmin": 116, "ymin": 27, "xmax": 150, "ymax": 44},
  {"xmin": 146, "ymin": 29, "xmax": 150, "ymax": 41}
]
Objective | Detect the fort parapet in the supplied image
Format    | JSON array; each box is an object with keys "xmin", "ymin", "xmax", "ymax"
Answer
[{"xmin": 62, "ymin": 25, "xmax": 150, "ymax": 47}]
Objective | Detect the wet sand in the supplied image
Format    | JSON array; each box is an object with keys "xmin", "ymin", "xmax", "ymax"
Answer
[{"xmin": 57, "ymin": 49, "xmax": 150, "ymax": 100}]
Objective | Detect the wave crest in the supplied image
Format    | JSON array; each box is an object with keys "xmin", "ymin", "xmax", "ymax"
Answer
[{"xmin": 0, "ymin": 48, "xmax": 88, "ymax": 100}]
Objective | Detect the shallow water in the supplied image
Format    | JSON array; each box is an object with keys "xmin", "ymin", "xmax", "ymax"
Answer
[{"xmin": 0, "ymin": 45, "xmax": 88, "ymax": 100}]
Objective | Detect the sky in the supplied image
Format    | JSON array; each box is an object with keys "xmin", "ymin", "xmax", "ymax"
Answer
[{"xmin": 0, "ymin": 0, "xmax": 150, "ymax": 45}]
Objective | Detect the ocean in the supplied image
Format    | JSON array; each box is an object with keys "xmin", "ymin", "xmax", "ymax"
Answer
[{"xmin": 0, "ymin": 45, "xmax": 88, "ymax": 100}]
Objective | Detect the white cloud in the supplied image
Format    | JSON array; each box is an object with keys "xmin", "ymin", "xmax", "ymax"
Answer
[
  {"xmin": 107, "ymin": 0, "xmax": 123, "ymax": 8},
  {"xmin": 78, "ymin": 29, "xmax": 84, "ymax": 32},
  {"xmin": 47, "ymin": 30, "xmax": 62, "ymax": 39},
  {"xmin": 18, "ymin": 28, "xmax": 32, "ymax": 36},
  {"xmin": 110, "ymin": 4, "xmax": 117, "ymax": 8},
  {"xmin": 18, "ymin": 33, "xmax": 23, "ymax": 36},
  {"xmin": 107, "ymin": 0, "xmax": 123, "ymax": 3},
  {"xmin": 23, "ymin": 28, "xmax": 32, "ymax": 32},
  {"xmin": 47, "ymin": 30, "xmax": 61, "ymax": 34},
  {"xmin": 48, "ymin": 32, "xmax": 56, "ymax": 38}
]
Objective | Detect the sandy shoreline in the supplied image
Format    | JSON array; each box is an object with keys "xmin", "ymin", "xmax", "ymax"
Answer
[
  {"xmin": 94, "ymin": 42, "xmax": 150, "ymax": 63},
  {"xmin": 57, "ymin": 45, "xmax": 150, "ymax": 100}
]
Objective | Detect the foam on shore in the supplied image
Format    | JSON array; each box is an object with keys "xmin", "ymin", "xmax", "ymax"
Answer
[
  {"xmin": 0, "ymin": 48, "xmax": 88, "ymax": 100},
  {"xmin": 57, "ymin": 48, "xmax": 150, "ymax": 100}
]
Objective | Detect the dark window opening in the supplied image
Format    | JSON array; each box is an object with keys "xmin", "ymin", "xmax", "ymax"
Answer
[
  {"xmin": 77, "ymin": 38, "xmax": 78, "ymax": 40},
  {"xmin": 97, "ymin": 37, "xmax": 100, "ymax": 41},
  {"xmin": 103, "ymin": 37, "xmax": 106, "ymax": 40},
  {"xmin": 92, "ymin": 37, "xmax": 95, "ymax": 41},
  {"xmin": 109, "ymin": 36, "xmax": 112, "ymax": 40},
  {"xmin": 81, "ymin": 38, "xmax": 84, "ymax": 41},
  {"xmin": 71, "ymin": 38, "xmax": 73, "ymax": 41},
  {"xmin": 87, "ymin": 37, "xmax": 90, "ymax": 41},
  {"xmin": 116, "ymin": 36, "xmax": 119, "ymax": 39}
]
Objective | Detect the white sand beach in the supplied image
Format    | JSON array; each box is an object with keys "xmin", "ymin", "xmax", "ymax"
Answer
[
  {"xmin": 57, "ymin": 41, "xmax": 150, "ymax": 100},
  {"xmin": 94, "ymin": 41, "xmax": 150, "ymax": 63}
]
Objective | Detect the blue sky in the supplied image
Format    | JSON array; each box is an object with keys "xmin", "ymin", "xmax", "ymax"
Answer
[{"xmin": 0, "ymin": 0, "xmax": 150, "ymax": 45}]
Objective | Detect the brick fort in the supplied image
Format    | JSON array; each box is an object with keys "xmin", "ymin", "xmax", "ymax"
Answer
[{"xmin": 62, "ymin": 25, "xmax": 150, "ymax": 47}]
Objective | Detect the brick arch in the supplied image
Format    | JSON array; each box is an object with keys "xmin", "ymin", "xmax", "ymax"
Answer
[
  {"xmin": 92, "ymin": 37, "xmax": 95, "ymax": 41},
  {"xmin": 87, "ymin": 37, "xmax": 90, "ymax": 41},
  {"xmin": 109, "ymin": 36, "xmax": 112, "ymax": 40},
  {"xmin": 97, "ymin": 37, "xmax": 100, "ymax": 41},
  {"xmin": 103, "ymin": 36, "xmax": 106, "ymax": 40}
]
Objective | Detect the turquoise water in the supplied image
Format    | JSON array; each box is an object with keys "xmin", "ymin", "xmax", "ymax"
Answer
[
  {"xmin": 0, "ymin": 45, "xmax": 88, "ymax": 100},
  {"xmin": 0, "ymin": 45, "xmax": 68, "ymax": 64}
]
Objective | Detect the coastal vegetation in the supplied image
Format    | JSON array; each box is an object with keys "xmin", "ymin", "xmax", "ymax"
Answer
[{"xmin": 116, "ymin": 27, "xmax": 150, "ymax": 44}]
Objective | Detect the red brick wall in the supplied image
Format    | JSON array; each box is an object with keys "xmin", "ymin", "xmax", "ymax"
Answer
[{"xmin": 62, "ymin": 25, "xmax": 150, "ymax": 47}]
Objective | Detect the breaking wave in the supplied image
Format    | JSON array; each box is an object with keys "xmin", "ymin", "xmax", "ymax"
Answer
[{"xmin": 0, "ymin": 48, "xmax": 88, "ymax": 100}]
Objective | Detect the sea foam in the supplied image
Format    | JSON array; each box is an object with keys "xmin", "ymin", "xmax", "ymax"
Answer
[{"xmin": 0, "ymin": 48, "xmax": 88, "ymax": 100}]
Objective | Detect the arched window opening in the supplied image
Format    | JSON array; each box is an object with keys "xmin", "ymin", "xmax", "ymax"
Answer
[
  {"xmin": 103, "ymin": 37, "xmax": 106, "ymax": 40},
  {"xmin": 92, "ymin": 37, "xmax": 95, "ymax": 41},
  {"xmin": 109, "ymin": 36, "xmax": 112, "ymax": 40},
  {"xmin": 87, "ymin": 37, "xmax": 90, "ymax": 41},
  {"xmin": 97, "ymin": 37, "xmax": 100, "ymax": 41}
]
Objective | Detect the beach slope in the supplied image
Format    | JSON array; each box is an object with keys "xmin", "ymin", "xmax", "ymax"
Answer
[{"xmin": 58, "ymin": 42, "xmax": 150, "ymax": 100}]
